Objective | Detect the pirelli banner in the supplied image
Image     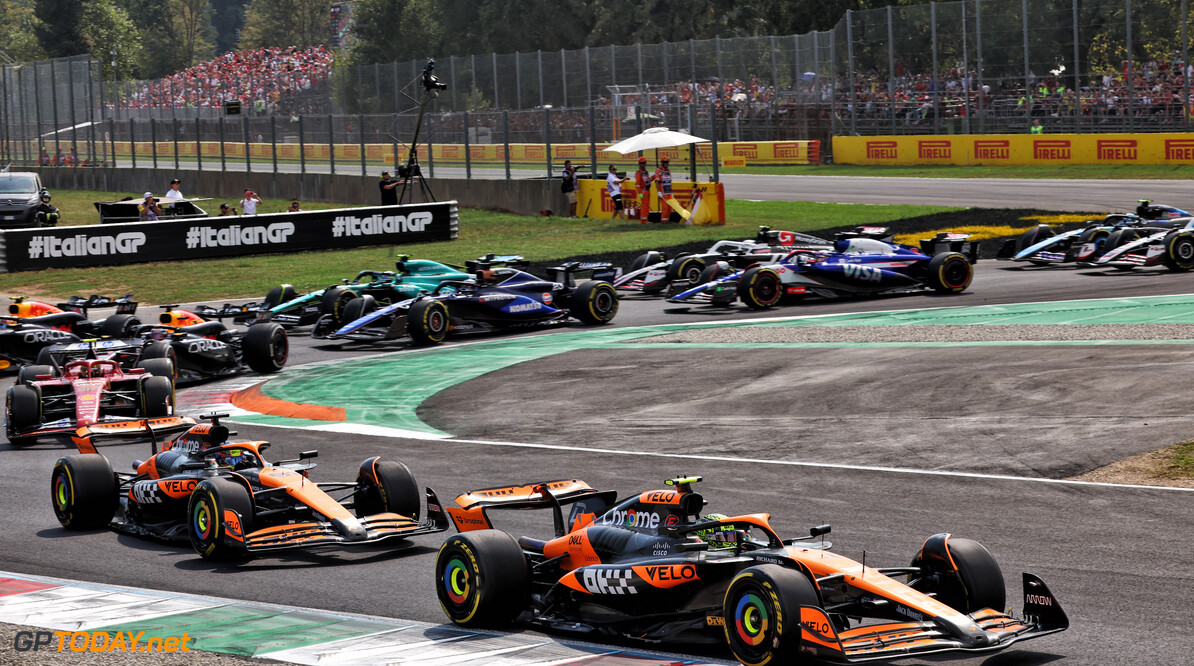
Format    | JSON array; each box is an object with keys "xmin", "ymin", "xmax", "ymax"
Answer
[
  {"xmin": 834, "ymin": 133, "xmax": 1194, "ymax": 166},
  {"xmin": 0, "ymin": 202, "xmax": 458, "ymax": 273}
]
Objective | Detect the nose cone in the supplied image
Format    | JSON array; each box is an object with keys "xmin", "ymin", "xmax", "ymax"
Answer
[{"xmin": 332, "ymin": 517, "xmax": 368, "ymax": 541}]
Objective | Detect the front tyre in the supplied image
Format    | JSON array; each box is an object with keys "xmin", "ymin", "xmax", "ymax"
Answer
[
  {"xmin": 927, "ymin": 252, "xmax": 973, "ymax": 293},
  {"xmin": 356, "ymin": 457, "xmax": 420, "ymax": 519},
  {"xmin": 910, "ymin": 533, "xmax": 1005, "ymax": 614},
  {"xmin": 243, "ymin": 323, "xmax": 288, "ymax": 373},
  {"xmin": 189, "ymin": 478, "xmax": 255, "ymax": 561},
  {"xmin": 407, "ymin": 299, "xmax": 450, "ymax": 345},
  {"xmin": 51, "ymin": 454, "xmax": 118, "ymax": 530},
  {"xmin": 7, "ymin": 384, "xmax": 42, "ymax": 445},
  {"xmin": 569, "ymin": 281, "xmax": 618, "ymax": 324},
  {"xmin": 667, "ymin": 255, "xmax": 707, "ymax": 287},
  {"xmin": 100, "ymin": 313, "xmax": 142, "ymax": 338},
  {"xmin": 263, "ymin": 284, "xmax": 299, "ymax": 308},
  {"xmin": 722, "ymin": 564, "xmax": 820, "ymax": 666},
  {"xmin": 436, "ymin": 530, "xmax": 529, "ymax": 627},
  {"xmin": 320, "ymin": 286, "xmax": 359, "ymax": 326},
  {"xmin": 739, "ymin": 266, "xmax": 783, "ymax": 310},
  {"xmin": 1164, "ymin": 232, "xmax": 1194, "ymax": 271},
  {"xmin": 140, "ymin": 376, "xmax": 174, "ymax": 417}
]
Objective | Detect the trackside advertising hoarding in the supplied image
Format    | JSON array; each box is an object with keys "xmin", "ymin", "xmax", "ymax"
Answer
[
  {"xmin": 0, "ymin": 201, "xmax": 458, "ymax": 272},
  {"xmin": 833, "ymin": 133, "xmax": 1194, "ymax": 166}
]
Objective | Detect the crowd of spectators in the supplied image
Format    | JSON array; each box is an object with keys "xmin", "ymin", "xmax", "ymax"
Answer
[{"xmin": 116, "ymin": 46, "xmax": 335, "ymax": 115}]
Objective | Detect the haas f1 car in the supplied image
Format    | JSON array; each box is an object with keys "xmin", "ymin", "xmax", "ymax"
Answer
[
  {"xmin": 52, "ymin": 414, "xmax": 450, "ymax": 560},
  {"xmin": 667, "ymin": 228, "xmax": 977, "ymax": 308},
  {"xmin": 1094, "ymin": 218, "xmax": 1194, "ymax": 271},
  {"xmin": 248, "ymin": 255, "xmax": 471, "ymax": 329},
  {"xmin": 315, "ymin": 255, "xmax": 619, "ymax": 345},
  {"xmin": 436, "ymin": 476, "xmax": 1068, "ymax": 665},
  {"xmin": 996, "ymin": 201, "xmax": 1192, "ymax": 266},
  {"xmin": 614, "ymin": 226, "xmax": 832, "ymax": 295},
  {"xmin": 6, "ymin": 353, "xmax": 175, "ymax": 446}
]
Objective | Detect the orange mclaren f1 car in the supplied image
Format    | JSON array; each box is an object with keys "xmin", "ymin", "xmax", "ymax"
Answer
[
  {"xmin": 436, "ymin": 476, "xmax": 1068, "ymax": 665},
  {"xmin": 52, "ymin": 413, "xmax": 449, "ymax": 560}
]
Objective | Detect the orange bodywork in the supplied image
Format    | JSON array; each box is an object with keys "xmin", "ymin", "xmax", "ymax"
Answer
[
  {"xmin": 257, "ymin": 467, "xmax": 353, "ymax": 523},
  {"xmin": 158, "ymin": 309, "xmax": 205, "ymax": 327},
  {"xmin": 8, "ymin": 299, "xmax": 62, "ymax": 318},
  {"xmin": 543, "ymin": 528, "xmax": 602, "ymax": 569}
]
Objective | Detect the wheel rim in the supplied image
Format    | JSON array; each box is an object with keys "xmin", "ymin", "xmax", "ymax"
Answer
[
  {"xmin": 193, "ymin": 495, "xmax": 214, "ymax": 543},
  {"xmin": 442, "ymin": 555, "xmax": 472, "ymax": 605},
  {"xmin": 684, "ymin": 264, "xmax": 703, "ymax": 283},
  {"xmin": 53, "ymin": 471, "xmax": 71, "ymax": 513},
  {"xmin": 734, "ymin": 592, "xmax": 770, "ymax": 646},
  {"xmin": 753, "ymin": 273, "xmax": 780, "ymax": 304},
  {"xmin": 271, "ymin": 332, "xmax": 290, "ymax": 365},
  {"xmin": 1177, "ymin": 239, "xmax": 1194, "ymax": 260},
  {"xmin": 428, "ymin": 307, "xmax": 446, "ymax": 334},
  {"xmin": 942, "ymin": 258, "xmax": 971, "ymax": 288},
  {"xmin": 592, "ymin": 288, "xmax": 616, "ymax": 318}
]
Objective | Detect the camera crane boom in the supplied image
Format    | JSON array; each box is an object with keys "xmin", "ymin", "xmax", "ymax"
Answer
[{"xmin": 397, "ymin": 59, "xmax": 447, "ymax": 205}]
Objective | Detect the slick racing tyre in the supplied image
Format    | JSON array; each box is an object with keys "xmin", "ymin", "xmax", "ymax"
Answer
[
  {"xmin": 51, "ymin": 454, "xmax": 118, "ymax": 530},
  {"xmin": 136, "ymin": 358, "xmax": 176, "ymax": 384},
  {"xmin": 319, "ymin": 286, "xmax": 358, "ymax": 326},
  {"xmin": 242, "ymin": 323, "xmax": 288, "ymax": 373},
  {"xmin": 722, "ymin": 564, "xmax": 820, "ymax": 666},
  {"xmin": 436, "ymin": 530, "xmax": 529, "ymax": 627},
  {"xmin": 569, "ymin": 281, "xmax": 618, "ymax": 325},
  {"xmin": 628, "ymin": 251, "xmax": 663, "ymax": 273},
  {"xmin": 698, "ymin": 262, "xmax": 734, "ymax": 285},
  {"xmin": 1103, "ymin": 228, "xmax": 1140, "ymax": 253},
  {"xmin": 739, "ymin": 266, "xmax": 783, "ymax": 310},
  {"xmin": 927, "ymin": 252, "xmax": 973, "ymax": 293},
  {"xmin": 142, "ymin": 340, "xmax": 178, "ymax": 373},
  {"xmin": 263, "ymin": 284, "xmax": 299, "ymax": 308},
  {"xmin": 666, "ymin": 255, "xmax": 707, "ymax": 287},
  {"xmin": 6, "ymin": 384, "xmax": 41, "ymax": 446},
  {"xmin": 1071, "ymin": 227, "xmax": 1111, "ymax": 261},
  {"xmin": 341, "ymin": 294, "xmax": 378, "ymax": 325},
  {"xmin": 139, "ymin": 376, "xmax": 174, "ymax": 417},
  {"xmin": 1018, "ymin": 225, "xmax": 1055, "ymax": 252},
  {"xmin": 408, "ymin": 299, "xmax": 449, "ymax": 345},
  {"xmin": 910, "ymin": 534, "xmax": 1005, "ymax": 614},
  {"xmin": 355, "ymin": 457, "xmax": 421, "ymax": 519},
  {"xmin": 17, "ymin": 364, "xmax": 54, "ymax": 385},
  {"xmin": 99, "ymin": 313, "xmax": 142, "ymax": 338},
  {"xmin": 189, "ymin": 477, "xmax": 255, "ymax": 561},
  {"xmin": 1164, "ymin": 232, "xmax": 1194, "ymax": 271}
]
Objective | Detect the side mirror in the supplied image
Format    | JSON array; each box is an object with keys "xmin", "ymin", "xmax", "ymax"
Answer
[
  {"xmin": 299, "ymin": 450, "xmax": 318, "ymax": 460},
  {"xmin": 809, "ymin": 524, "xmax": 831, "ymax": 537}
]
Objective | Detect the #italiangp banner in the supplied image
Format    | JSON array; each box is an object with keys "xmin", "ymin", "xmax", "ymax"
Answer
[
  {"xmin": 833, "ymin": 133, "xmax": 1194, "ymax": 166},
  {"xmin": 0, "ymin": 202, "xmax": 458, "ymax": 272}
]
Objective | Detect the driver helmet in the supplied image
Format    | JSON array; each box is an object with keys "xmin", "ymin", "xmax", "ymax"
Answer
[
  {"xmin": 214, "ymin": 447, "xmax": 250, "ymax": 470},
  {"xmin": 39, "ymin": 190, "xmax": 51, "ymax": 203},
  {"xmin": 695, "ymin": 513, "xmax": 737, "ymax": 549}
]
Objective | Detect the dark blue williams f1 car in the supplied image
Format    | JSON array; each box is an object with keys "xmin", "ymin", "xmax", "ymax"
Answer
[
  {"xmin": 667, "ymin": 228, "xmax": 977, "ymax": 309},
  {"xmin": 312, "ymin": 255, "xmax": 619, "ymax": 344}
]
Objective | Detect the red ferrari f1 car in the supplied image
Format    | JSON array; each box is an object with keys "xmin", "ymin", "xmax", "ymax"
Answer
[
  {"xmin": 53, "ymin": 414, "xmax": 450, "ymax": 560},
  {"xmin": 436, "ymin": 476, "xmax": 1068, "ymax": 665}
]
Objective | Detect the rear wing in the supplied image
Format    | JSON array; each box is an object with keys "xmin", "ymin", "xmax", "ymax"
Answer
[
  {"xmin": 56, "ymin": 294, "xmax": 138, "ymax": 316},
  {"xmin": 545, "ymin": 261, "xmax": 619, "ymax": 287},
  {"xmin": 191, "ymin": 303, "xmax": 263, "ymax": 322},
  {"xmin": 919, "ymin": 232, "xmax": 980, "ymax": 264},
  {"xmin": 835, "ymin": 226, "xmax": 893, "ymax": 242},
  {"xmin": 464, "ymin": 254, "xmax": 529, "ymax": 272},
  {"xmin": 71, "ymin": 416, "xmax": 197, "ymax": 455},
  {"xmin": 447, "ymin": 479, "xmax": 616, "ymax": 536},
  {"xmin": 755, "ymin": 226, "xmax": 832, "ymax": 248}
]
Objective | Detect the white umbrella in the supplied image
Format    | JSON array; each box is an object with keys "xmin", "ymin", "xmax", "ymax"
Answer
[{"xmin": 605, "ymin": 127, "xmax": 709, "ymax": 155}]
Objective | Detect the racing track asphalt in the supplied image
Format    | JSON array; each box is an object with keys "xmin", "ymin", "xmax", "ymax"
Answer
[{"xmin": 3, "ymin": 261, "xmax": 1194, "ymax": 664}]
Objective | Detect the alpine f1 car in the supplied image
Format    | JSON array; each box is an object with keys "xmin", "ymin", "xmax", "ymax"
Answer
[
  {"xmin": 436, "ymin": 476, "xmax": 1068, "ymax": 665},
  {"xmin": 6, "ymin": 353, "xmax": 174, "ymax": 446},
  {"xmin": 667, "ymin": 228, "xmax": 977, "ymax": 308},
  {"xmin": 1094, "ymin": 218, "xmax": 1194, "ymax": 271},
  {"xmin": 614, "ymin": 226, "xmax": 831, "ymax": 295},
  {"xmin": 0, "ymin": 295, "xmax": 142, "ymax": 369},
  {"xmin": 995, "ymin": 201, "xmax": 1191, "ymax": 266},
  {"xmin": 314, "ymin": 255, "xmax": 619, "ymax": 345},
  {"xmin": 248, "ymin": 255, "xmax": 471, "ymax": 329},
  {"xmin": 53, "ymin": 413, "xmax": 450, "ymax": 560}
]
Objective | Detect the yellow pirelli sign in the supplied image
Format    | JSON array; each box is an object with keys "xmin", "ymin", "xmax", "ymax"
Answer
[{"xmin": 833, "ymin": 133, "xmax": 1194, "ymax": 166}]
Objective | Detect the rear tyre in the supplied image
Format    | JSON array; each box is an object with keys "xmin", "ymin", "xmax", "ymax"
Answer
[
  {"xmin": 407, "ymin": 299, "xmax": 449, "ymax": 345},
  {"xmin": 911, "ymin": 534, "xmax": 1006, "ymax": 614},
  {"xmin": 927, "ymin": 252, "xmax": 973, "ymax": 293},
  {"xmin": 7, "ymin": 385, "xmax": 41, "ymax": 446},
  {"xmin": 242, "ymin": 323, "xmax": 288, "ymax": 373},
  {"xmin": 739, "ymin": 266, "xmax": 783, "ymax": 310},
  {"xmin": 666, "ymin": 255, "xmax": 707, "ymax": 287},
  {"xmin": 319, "ymin": 287, "xmax": 358, "ymax": 326},
  {"xmin": 35, "ymin": 346, "xmax": 56, "ymax": 368},
  {"xmin": 51, "ymin": 454, "xmax": 118, "ymax": 530},
  {"xmin": 722, "ymin": 564, "xmax": 819, "ymax": 666},
  {"xmin": 263, "ymin": 284, "xmax": 299, "ymax": 308},
  {"xmin": 17, "ymin": 364, "xmax": 54, "ymax": 385},
  {"xmin": 628, "ymin": 251, "xmax": 663, "ymax": 274},
  {"xmin": 355, "ymin": 457, "xmax": 421, "ymax": 519},
  {"xmin": 341, "ymin": 294, "xmax": 378, "ymax": 325},
  {"xmin": 189, "ymin": 477, "xmax": 255, "ymax": 561},
  {"xmin": 569, "ymin": 281, "xmax": 618, "ymax": 325},
  {"xmin": 100, "ymin": 313, "xmax": 141, "ymax": 338},
  {"xmin": 436, "ymin": 530, "xmax": 530, "ymax": 627},
  {"xmin": 140, "ymin": 376, "xmax": 174, "ymax": 417},
  {"xmin": 1164, "ymin": 232, "xmax": 1194, "ymax": 271}
]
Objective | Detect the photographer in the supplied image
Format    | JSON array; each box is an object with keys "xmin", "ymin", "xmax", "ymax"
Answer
[
  {"xmin": 138, "ymin": 192, "xmax": 162, "ymax": 221},
  {"xmin": 239, "ymin": 188, "xmax": 262, "ymax": 215}
]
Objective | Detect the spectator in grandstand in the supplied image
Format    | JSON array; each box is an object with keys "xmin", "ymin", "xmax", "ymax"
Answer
[
  {"xmin": 240, "ymin": 189, "xmax": 261, "ymax": 215},
  {"xmin": 1030, "ymin": 119, "xmax": 1043, "ymax": 134},
  {"xmin": 606, "ymin": 164, "xmax": 626, "ymax": 219}
]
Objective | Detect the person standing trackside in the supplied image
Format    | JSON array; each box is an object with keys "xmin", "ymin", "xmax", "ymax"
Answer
[
  {"xmin": 138, "ymin": 193, "xmax": 162, "ymax": 221},
  {"xmin": 165, "ymin": 178, "xmax": 184, "ymax": 202},
  {"xmin": 606, "ymin": 165, "xmax": 626, "ymax": 219},
  {"xmin": 560, "ymin": 160, "xmax": 578, "ymax": 218},
  {"xmin": 634, "ymin": 156, "xmax": 651, "ymax": 224},
  {"xmin": 379, "ymin": 170, "xmax": 400, "ymax": 205},
  {"xmin": 240, "ymin": 189, "xmax": 261, "ymax": 215}
]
